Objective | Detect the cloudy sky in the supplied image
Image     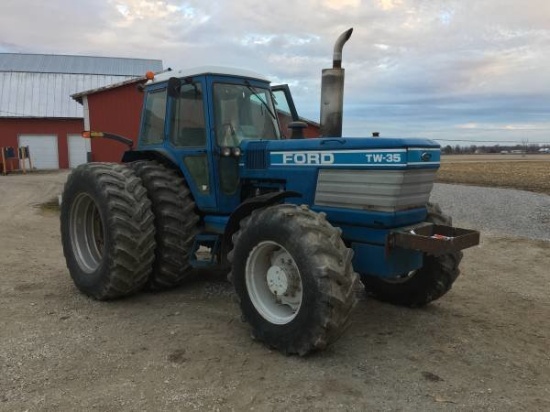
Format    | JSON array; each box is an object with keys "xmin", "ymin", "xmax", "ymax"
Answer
[{"xmin": 2, "ymin": 0, "xmax": 550, "ymax": 145}]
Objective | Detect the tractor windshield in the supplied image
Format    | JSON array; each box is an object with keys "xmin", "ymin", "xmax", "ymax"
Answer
[{"xmin": 213, "ymin": 83, "xmax": 281, "ymax": 147}]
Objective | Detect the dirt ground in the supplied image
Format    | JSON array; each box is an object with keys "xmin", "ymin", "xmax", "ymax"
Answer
[
  {"xmin": 438, "ymin": 154, "xmax": 550, "ymax": 195},
  {"xmin": 1, "ymin": 171, "xmax": 549, "ymax": 411}
]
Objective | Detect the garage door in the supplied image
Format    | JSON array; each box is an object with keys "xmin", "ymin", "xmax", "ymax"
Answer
[
  {"xmin": 19, "ymin": 135, "xmax": 59, "ymax": 170},
  {"xmin": 68, "ymin": 134, "xmax": 90, "ymax": 168}
]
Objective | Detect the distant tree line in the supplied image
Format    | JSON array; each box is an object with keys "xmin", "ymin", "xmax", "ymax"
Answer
[{"xmin": 441, "ymin": 143, "xmax": 550, "ymax": 154}]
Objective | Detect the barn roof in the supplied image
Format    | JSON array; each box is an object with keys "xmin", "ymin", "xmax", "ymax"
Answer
[
  {"xmin": 0, "ymin": 53, "xmax": 162, "ymax": 118},
  {"xmin": 0, "ymin": 53, "xmax": 162, "ymax": 76},
  {"xmin": 71, "ymin": 76, "xmax": 148, "ymax": 104}
]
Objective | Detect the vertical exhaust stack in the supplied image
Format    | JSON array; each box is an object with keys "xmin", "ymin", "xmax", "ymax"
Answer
[{"xmin": 320, "ymin": 28, "xmax": 353, "ymax": 137}]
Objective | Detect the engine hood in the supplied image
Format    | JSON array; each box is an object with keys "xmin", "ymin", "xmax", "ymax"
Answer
[{"xmin": 240, "ymin": 137, "xmax": 440, "ymax": 170}]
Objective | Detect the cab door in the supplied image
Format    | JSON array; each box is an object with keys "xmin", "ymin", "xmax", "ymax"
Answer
[
  {"xmin": 166, "ymin": 77, "xmax": 217, "ymax": 211},
  {"xmin": 272, "ymin": 84, "xmax": 299, "ymax": 139},
  {"xmin": 208, "ymin": 77, "xmax": 283, "ymax": 213},
  {"xmin": 272, "ymin": 84, "xmax": 299, "ymax": 119}
]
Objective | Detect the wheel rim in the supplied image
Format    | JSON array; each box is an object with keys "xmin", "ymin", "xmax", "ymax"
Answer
[
  {"xmin": 245, "ymin": 241, "xmax": 303, "ymax": 325},
  {"xmin": 69, "ymin": 193, "xmax": 104, "ymax": 273}
]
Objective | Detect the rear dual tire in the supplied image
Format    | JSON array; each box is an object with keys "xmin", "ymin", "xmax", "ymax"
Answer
[
  {"xmin": 129, "ymin": 161, "xmax": 199, "ymax": 290},
  {"xmin": 60, "ymin": 163, "xmax": 156, "ymax": 300}
]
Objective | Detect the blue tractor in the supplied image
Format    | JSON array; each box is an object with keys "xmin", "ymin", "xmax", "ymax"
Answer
[{"xmin": 60, "ymin": 29, "xmax": 479, "ymax": 355}]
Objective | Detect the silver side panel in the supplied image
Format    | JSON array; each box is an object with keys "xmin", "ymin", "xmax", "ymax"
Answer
[{"xmin": 314, "ymin": 169, "xmax": 436, "ymax": 212}]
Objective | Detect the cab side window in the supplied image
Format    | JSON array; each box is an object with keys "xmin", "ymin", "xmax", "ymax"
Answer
[
  {"xmin": 142, "ymin": 89, "xmax": 167, "ymax": 145},
  {"xmin": 170, "ymin": 83, "xmax": 206, "ymax": 147}
]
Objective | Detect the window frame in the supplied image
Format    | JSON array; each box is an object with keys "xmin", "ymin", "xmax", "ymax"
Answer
[
  {"xmin": 169, "ymin": 81, "xmax": 207, "ymax": 148},
  {"xmin": 139, "ymin": 87, "xmax": 168, "ymax": 147}
]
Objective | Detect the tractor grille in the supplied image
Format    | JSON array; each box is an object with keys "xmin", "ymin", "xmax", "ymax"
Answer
[
  {"xmin": 245, "ymin": 141, "xmax": 269, "ymax": 169},
  {"xmin": 314, "ymin": 169, "xmax": 436, "ymax": 212}
]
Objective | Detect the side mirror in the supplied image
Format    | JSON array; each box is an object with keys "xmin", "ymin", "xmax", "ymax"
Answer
[{"xmin": 167, "ymin": 77, "xmax": 182, "ymax": 98}]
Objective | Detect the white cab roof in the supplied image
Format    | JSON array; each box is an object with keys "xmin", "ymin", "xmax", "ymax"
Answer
[{"xmin": 150, "ymin": 66, "xmax": 269, "ymax": 84}]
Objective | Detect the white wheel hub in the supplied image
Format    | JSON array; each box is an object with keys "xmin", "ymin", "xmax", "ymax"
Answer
[
  {"xmin": 245, "ymin": 241, "xmax": 303, "ymax": 325},
  {"xmin": 266, "ymin": 266, "xmax": 288, "ymax": 296}
]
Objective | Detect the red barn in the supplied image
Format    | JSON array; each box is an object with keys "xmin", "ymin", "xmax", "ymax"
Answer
[
  {"xmin": 0, "ymin": 53, "xmax": 162, "ymax": 171},
  {"xmin": 72, "ymin": 77, "xmax": 149, "ymax": 163}
]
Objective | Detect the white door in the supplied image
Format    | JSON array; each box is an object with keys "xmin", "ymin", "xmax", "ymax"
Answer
[
  {"xmin": 18, "ymin": 135, "xmax": 59, "ymax": 170},
  {"xmin": 68, "ymin": 134, "xmax": 90, "ymax": 168}
]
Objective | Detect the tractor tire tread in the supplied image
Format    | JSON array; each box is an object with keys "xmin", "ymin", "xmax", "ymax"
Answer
[
  {"xmin": 229, "ymin": 203, "xmax": 359, "ymax": 355},
  {"xmin": 362, "ymin": 202, "xmax": 463, "ymax": 307},
  {"xmin": 60, "ymin": 162, "xmax": 155, "ymax": 300},
  {"xmin": 129, "ymin": 160, "xmax": 199, "ymax": 290}
]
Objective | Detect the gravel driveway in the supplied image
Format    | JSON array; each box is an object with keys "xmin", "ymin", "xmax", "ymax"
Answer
[{"xmin": 431, "ymin": 183, "xmax": 550, "ymax": 241}]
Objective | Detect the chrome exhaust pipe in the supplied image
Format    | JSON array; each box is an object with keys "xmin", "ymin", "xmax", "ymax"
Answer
[
  {"xmin": 333, "ymin": 28, "xmax": 353, "ymax": 69},
  {"xmin": 320, "ymin": 28, "xmax": 353, "ymax": 137}
]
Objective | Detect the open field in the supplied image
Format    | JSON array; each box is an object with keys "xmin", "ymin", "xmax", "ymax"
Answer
[
  {"xmin": 441, "ymin": 154, "xmax": 550, "ymax": 163},
  {"xmin": 438, "ymin": 154, "xmax": 550, "ymax": 195},
  {"xmin": 1, "ymin": 172, "xmax": 549, "ymax": 411}
]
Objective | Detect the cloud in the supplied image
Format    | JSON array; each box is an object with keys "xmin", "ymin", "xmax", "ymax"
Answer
[
  {"xmin": 376, "ymin": 0, "xmax": 403, "ymax": 11},
  {"xmin": 324, "ymin": 0, "xmax": 362, "ymax": 11},
  {"xmin": 456, "ymin": 123, "xmax": 543, "ymax": 131},
  {"xmin": 1, "ymin": 0, "xmax": 550, "ymax": 143},
  {"xmin": 457, "ymin": 123, "xmax": 481, "ymax": 130}
]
